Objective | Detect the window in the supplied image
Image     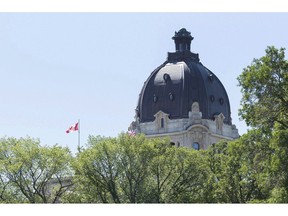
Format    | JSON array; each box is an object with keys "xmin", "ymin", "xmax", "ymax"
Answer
[
  {"xmin": 219, "ymin": 98, "xmax": 224, "ymax": 105},
  {"xmin": 160, "ymin": 118, "xmax": 164, "ymax": 128},
  {"xmin": 210, "ymin": 95, "xmax": 215, "ymax": 102},
  {"xmin": 153, "ymin": 94, "xmax": 158, "ymax": 103},
  {"xmin": 208, "ymin": 74, "xmax": 214, "ymax": 82},
  {"xmin": 192, "ymin": 142, "xmax": 200, "ymax": 150},
  {"xmin": 163, "ymin": 73, "xmax": 170, "ymax": 83},
  {"xmin": 169, "ymin": 92, "xmax": 174, "ymax": 101}
]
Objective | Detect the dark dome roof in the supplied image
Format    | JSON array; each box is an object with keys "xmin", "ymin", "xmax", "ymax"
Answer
[{"xmin": 136, "ymin": 28, "xmax": 232, "ymax": 125}]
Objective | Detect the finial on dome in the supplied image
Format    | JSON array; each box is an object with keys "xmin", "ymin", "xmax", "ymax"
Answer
[{"xmin": 172, "ymin": 28, "xmax": 194, "ymax": 52}]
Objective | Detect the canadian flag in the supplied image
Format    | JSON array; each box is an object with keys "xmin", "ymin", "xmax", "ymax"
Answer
[
  {"xmin": 66, "ymin": 122, "xmax": 79, "ymax": 133},
  {"xmin": 127, "ymin": 130, "xmax": 136, "ymax": 136}
]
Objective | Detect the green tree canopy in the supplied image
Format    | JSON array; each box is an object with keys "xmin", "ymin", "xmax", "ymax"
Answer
[
  {"xmin": 238, "ymin": 46, "xmax": 288, "ymax": 133},
  {"xmin": 0, "ymin": 137, "xmax": 73, "ymax": 203},
  {"xmin": 237, "ymin": 46, "xmax": 288, "ymax": 203},
  {"xmin": 67, "ymin": 133, "xmax": 213, "ymax": 203},
  {"xmin": 206, "ymin": 130, "xmax": 272, "ymax": 203}
]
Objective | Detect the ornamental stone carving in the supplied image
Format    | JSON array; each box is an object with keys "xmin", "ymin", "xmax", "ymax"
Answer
[
  {"xmin": 214, "ymin": 113, "xmax": 225, "ymax": 135},
  {"xmin": 191, "ymin": 102, "xmax": 200, "ymax": 112}
]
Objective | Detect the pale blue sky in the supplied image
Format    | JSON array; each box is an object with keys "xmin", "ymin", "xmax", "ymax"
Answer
[{"xmin": 0, "ymin": 13, "xmax": 287, "ymax": 153}]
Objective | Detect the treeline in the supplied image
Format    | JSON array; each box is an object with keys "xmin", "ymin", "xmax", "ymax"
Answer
[
  {"xmin": 0, "ymin": 129, "xmax": 287, "ymax": 203},
  {"xmin": 0, "ymin": 46, "xmax": 287, "ymax": 203}
]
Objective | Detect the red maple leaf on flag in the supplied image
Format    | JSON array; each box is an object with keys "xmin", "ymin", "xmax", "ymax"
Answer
[
  {"xmin": 66, "ymin": 122, "xmax": 79, "ymax": 133},
  {"xmin": 127, "ymin": 130, "xmax": 136, "ymax": 136}
]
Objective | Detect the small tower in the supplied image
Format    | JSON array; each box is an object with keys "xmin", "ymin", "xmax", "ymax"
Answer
[
  {"xmin": 130, "ymin": 28, "xmax": 239, "ymax": 150},
  {"xmin": 172, "ymin": 28, "xmax": 194, "ymax": 52}
]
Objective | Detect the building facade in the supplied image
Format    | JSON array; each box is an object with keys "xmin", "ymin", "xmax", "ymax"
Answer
[{"xmin": 129, "ymin": 28, "xmax": 239, "ymax": 149}]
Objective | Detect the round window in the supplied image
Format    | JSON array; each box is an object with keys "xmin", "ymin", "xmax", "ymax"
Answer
[
  {"xmin": 210, "ymin": 95, "xmax": 215, "ymax": 102},
  {"xmin": 153, "ymin": 94, "xmax": 158, "ymax": 103},
  {"xmin": 208, "ymin": 74, "xmax": 214, "ymax": 82},
  {"xmin": 219, "ymin": 98, "xmax": 224, "ymax": 105},
  {"xmin": 163, "ymin": 73, "xmax": 170, "ymax": 82}
]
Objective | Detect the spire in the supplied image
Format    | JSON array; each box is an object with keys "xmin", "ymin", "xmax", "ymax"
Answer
[{"xmin": 172, "ymin": 28, "xmax": 193, "ymax": 52}]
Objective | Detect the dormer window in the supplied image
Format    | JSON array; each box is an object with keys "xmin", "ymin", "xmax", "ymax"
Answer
[
  {"xmin": 154, "ymin": 111, "xmax": 170, "ymax": 132},
  {"xmin": 163, "ymin": 73, "xmax": 170, "ymax": 83}
]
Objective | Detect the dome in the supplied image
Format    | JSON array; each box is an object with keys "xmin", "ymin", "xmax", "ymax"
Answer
[{"xmin": 136, "ymin": 28, "xmax": 232, "ymax": 125}]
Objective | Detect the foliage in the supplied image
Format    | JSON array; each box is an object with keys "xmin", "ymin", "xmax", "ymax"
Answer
[
  {"xmin": 149, "ymin": 141, "xmax": 213, "ymax": 203},
  {"xmin": 267, "ymin": 125, "xmax": 288, "ymax": 203},
  {"xmin": 67, "ymin": 133, "xmax": 212, "ymax": 203},
  {"xmin": 237, "ymin": 46, "xmax": 288, "ymax": 203},
  {"xmin": 238, "ymin": 46, "xmax": 288, "ymax": 133},
  {"xmin": 0, "ymin": 137, "xmax": 73, "ymax": 203},
  {"xmin": 206, "ymin": 130, "xmax": 272, "ymax": 203}
]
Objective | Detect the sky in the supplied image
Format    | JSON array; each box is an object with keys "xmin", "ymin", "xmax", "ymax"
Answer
[{"xmin": 0, "ymin": 12, "xmax": 288, "ymax": 154}]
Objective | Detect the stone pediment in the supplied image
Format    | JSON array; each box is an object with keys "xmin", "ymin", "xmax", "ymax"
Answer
[{"xmin": 154, "ymin": 110, "xmax": 170, "ymax": 119}]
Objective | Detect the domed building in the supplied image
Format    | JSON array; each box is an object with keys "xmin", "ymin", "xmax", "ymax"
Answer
[{"xmin": 129, "ymin": 28, "xmax": 239, "ymax": 149}]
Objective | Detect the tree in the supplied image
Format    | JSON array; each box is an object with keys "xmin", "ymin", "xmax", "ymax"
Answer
[
  {"xmin": 237, "ymin": 46, "xmax": 288, "ymax": 203},
  {"xmin": 69, "ymin": 134, "xmax": 155, "ymax": 203},
  {"xmin": 149, "ymin": 141, "xmax": 213, "ymax": 203},
  {"xmin": 0, "ymin": 137, "xmax": 73, "ymax": 203},
  {"xmin": 68, "ymin": 133, "xmax": 212, "ymax": 203},
  {"xmin": 0, "ymin": 161, "xmax": 21, "ymax": 203},
  {"xmin": 267, "ymin": 124, "xmax": 288, "ymax": 202},
  {"xmin": 238, "ymin": 46, "xmax": 288, "ymax": 133},
  {"xmin": 206, "ymin": 130, "xmax": 272, "ymax": 203}
]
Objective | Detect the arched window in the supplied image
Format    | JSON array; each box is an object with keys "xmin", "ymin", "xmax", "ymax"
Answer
[
  {"xmin": 161, "ymin": 118, "xmax": 164, "ymax": 128},
  {"xmin": 192, "ymin": 142, "xmax": 200, "ymax": 150}
]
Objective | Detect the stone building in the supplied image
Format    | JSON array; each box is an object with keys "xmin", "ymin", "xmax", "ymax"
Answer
[{"xmin": 129, "ymin": 28, "xmax": 239, "ymax": 150}]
